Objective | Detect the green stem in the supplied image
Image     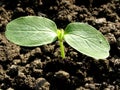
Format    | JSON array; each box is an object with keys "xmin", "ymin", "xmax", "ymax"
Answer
[
  {"xmin": 57, "ymin": 29, "xmax": 65, "ymax": 59},
  {"xmin": 59, "ymin": 40, "xmax": 65, "ymax": 59}
]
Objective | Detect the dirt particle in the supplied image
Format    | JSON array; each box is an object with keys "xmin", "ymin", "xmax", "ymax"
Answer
[
  {"xmin": 35, "ymin": 78, "xmax": 50, "ymax": 90},
  {"xmin": 95, "ymin": 18, "xmax": 106, "ymax": 24},
  {"xmin": 85, "ymin": 83, "xmax": 96, "ymax": 90},
  {"xmin": 6, "ymin": 65, "xmax": 18, "ymax": 78},
  {"xmin": 105, "ymin": 33, "xmax": 116, "ymax": 44},
  {"xmin": 6, "ymin": 87, "xmax": 14, "ymax": 90},
  {"xmin": 54, "ymin": 70, "xmax": 70, "ymax": 79}
]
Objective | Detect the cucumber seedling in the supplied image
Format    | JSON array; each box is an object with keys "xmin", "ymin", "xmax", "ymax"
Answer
[{"xmin": 5, "ymin": 16, "xmax": 110, "ymax": 59}]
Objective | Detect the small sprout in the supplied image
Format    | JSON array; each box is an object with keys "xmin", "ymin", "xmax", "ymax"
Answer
[{"xmin": 5, "ymin": 16, "xmax": 110, "ymax": 60}]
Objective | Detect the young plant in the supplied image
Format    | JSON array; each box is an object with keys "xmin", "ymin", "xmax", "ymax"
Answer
[{"xmin": 5, "ymin": 16, "xmax": 110, "ymax": 59}]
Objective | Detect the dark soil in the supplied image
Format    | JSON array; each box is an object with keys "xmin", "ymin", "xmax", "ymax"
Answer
[{"xmin": 0, "ymin": 0, "xmax": 120, "ymax": 90}]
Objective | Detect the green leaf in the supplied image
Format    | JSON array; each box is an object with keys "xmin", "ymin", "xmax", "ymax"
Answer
[
  {"xmin": 5, "ymin": 16, "xmax": 57, "ymax": 47},
  {"xmin": 64, "ymin": 23, "xmax": 110, "ymax": 59}
]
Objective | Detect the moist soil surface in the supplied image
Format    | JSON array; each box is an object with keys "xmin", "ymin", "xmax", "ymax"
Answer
[{"xmin": 0, "ymin": 0, "xmax": 120, "ymax": 90}]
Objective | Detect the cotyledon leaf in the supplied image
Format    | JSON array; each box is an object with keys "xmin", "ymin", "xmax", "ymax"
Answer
[
  {"xmin": 5, "ymin": 16, "xmax": 58, "ymax": 47},
  {"xmin": 64, "ymin": 22, "xmax": 110, "ymax": 59}
]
